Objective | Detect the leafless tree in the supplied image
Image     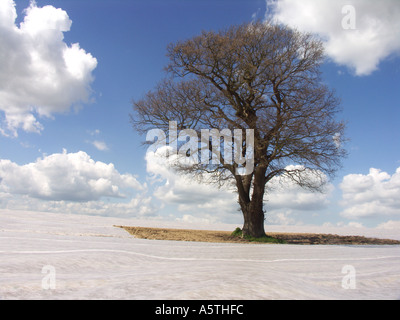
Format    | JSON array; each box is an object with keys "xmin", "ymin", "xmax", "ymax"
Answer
[{"xmin": 131, "ymin": 21, "xmax": 346, "ymax": 238}]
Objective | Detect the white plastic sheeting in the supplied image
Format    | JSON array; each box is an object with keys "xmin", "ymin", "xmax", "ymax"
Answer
[{"xmin": 1, "ymin": 210, "xmax": 399, "ymax": 300}]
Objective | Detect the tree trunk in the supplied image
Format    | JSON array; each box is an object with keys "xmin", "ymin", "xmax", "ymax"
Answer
[
  {"xmin": 239, "ymin": 166, "xmax": 266, "ymax": 238},
  {"xmin": 241, "ymin": 203, "xmax": 266, "ymax": 238}
]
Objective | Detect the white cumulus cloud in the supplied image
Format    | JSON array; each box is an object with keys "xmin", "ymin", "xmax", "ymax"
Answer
[
  {"xmin": 92, "ymin": 140, "xmax": 109, "ymax": 151},
  {"xmin": 145, "ymin": 148, "xmax": 334, "ymax": 225},
  {"xmin": 267, "ymin": 165, "xmax": 333, "ymax": 212},
  {"xmin": 0, "ymin": 0, "xmax": 97, "ymax": 136},
  {"xmin": 266, "ymin": 0, "xmax": 400, "ymax": 76},
  {"xmin": 377, "ymin": 220, "xmax": 400, "ymax": 230},
  {"xmin": 340, "ymin": 167, "xmax": 400, "ymax": 219},
  {"xmin": 145, "ymin": 147, "xmax": 240, "ymax": 223},
  {"xmin": 264, "ymin": 166, "xmax": 334, "ymax": 225},
  {"xmin": 0, "ymin": 150, "xmax": 143, "ymax": 202}
]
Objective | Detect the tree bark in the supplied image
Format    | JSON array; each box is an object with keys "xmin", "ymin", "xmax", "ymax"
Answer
[
  {"xmin": 241, "ymin": 202, "xmax": 266, "ymax": 238},
  {"xmin": 239, "ymin": 166, "xmax": 266, "ymax": 238}
]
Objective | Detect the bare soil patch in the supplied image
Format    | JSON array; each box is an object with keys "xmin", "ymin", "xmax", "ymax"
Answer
[{"xmin": 116, "ymin": 226, "xmax": 400, "ymax": 245}]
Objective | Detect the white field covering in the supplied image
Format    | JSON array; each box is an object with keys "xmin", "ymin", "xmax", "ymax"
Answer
[{"xmin": 1, "ymin": 209, "xmax": 399, "ymax": 300}]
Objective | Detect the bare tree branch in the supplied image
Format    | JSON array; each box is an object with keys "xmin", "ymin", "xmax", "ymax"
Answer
[{"xmin": 131, "ymin": 21, "xmax": 347, "ymax": 237}]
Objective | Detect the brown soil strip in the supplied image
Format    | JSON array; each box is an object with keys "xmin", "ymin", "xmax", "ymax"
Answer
[{"xmin": 115, "ymin": 226, "xmax": 400, "ymax": 245}]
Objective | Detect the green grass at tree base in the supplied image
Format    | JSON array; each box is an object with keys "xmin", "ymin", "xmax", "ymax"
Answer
[{"xmin": 231, "ymin": 227, "xmax": 286, "ymax": 244}]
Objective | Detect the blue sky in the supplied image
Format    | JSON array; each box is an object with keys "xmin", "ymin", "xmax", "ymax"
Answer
[{"xmin": 1, "ymin": 0, "xmax": 400, "ymax": 229}]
